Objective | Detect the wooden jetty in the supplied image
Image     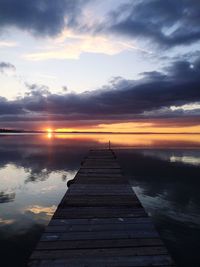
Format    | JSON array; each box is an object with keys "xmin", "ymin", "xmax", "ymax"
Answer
[{"xmin": 29, "ymin": 149, "xmax": 175, "ymax": 267}]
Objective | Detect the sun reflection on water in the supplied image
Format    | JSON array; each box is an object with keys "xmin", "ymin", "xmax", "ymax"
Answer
[{"xmin": 43, "ymin": 133, "xmax": 200, "ymax": 148}]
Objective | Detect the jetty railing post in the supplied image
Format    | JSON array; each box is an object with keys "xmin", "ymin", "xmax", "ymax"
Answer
[{"xmin": 109, "ymin": 140, "xmax": 111, "ymax": 150}]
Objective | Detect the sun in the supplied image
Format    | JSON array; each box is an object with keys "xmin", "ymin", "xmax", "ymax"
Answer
[
  {"xmin": 46, "ymin": 128, "xmax": 53, "ymax": 133},
  {"xmin": 46, "ymin": 128, "xmax": 54, "ymax": 139}
]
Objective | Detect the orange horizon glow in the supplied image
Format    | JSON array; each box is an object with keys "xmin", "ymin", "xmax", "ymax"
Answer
[
  {"xmin": 41, "ymin": 123, "xmax": 200, "ymax": 148},
  {"xmin": 41, "ymin": 122, "xmax": 200, "ymax": 134},
  {"xmin": 42, "ymin": 133, "xmax": 200, "ymax": 149},
  {"xmin": 46, "ymin": 128, "xmax": 53, "ymax": 133}
]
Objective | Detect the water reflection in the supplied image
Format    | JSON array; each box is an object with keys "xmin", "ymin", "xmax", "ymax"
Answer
[
  {"xmin": 170, "ymin": 155, "xmax": 200, "ymax": 166},
  {"xmin": 45, "ymin": 133, "xmax": 200, "ymax": 148},
  {"xmin": 0, "ymin": 191, "xmax": 15, "ymax": 203},
  {"xmin": 0, "ymin": 134, "xmax": 91, "ymax": 266},
  {"xmin": 0, "ymin": 133, "xmax": 200, "ymax": 266},
  {"xmin": 116, "ymin": 149, "xmax": 200, "ymax": 267}
]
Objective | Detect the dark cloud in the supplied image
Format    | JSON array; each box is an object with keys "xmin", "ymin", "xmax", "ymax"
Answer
[
  {"xmin": 0, "ymin": 97, "xmax": 24, "ymax": 115},
  {"xmin": 0, "ymin": 0, "xmax": 90, "ymax": 36},
  {"xmin": 0, "ymin": 0, "xmax": 199, "ymax": 48},
  {"xmin": 0, "ymin": 58, "xmax": 200, "ymax": 125},
  {"xmin": 25, "ymin": 83, "xmax": 51, "ymax": 97},
  {"xmin": 0, "ymin": 191, "xmax": 15, "ymax": 203},
  {"xmin": 106, "ymin": 0, "xmax": 200, "ymax": 47},
  {"xmin": 0, "ymin": 62, "xmax": 16, "ymax": 73}
]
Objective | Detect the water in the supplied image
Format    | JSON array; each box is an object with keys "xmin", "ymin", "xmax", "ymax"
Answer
[
  {"xmin": 0, "ymin": 133, "xmax": 200, "ymax": 266},
  {"xmin": 116, "ymin": 149, "xmax": 200, "ymax": 267}
]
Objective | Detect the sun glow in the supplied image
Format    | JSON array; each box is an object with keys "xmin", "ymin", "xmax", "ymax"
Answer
[
  {"xmin": 53, "ymin": 122, "xmax": 200, "ymax": 134},
  {"xmin": 46, "ymin": 128, "xmax": 54, "ymax": 139},
  {"xmin": 42, "ymin": 133, "xmax": 200, "ymax": 149},
  {"xmin": 46, "ymin": 128, "xmax": 53, "ymax": 133}
]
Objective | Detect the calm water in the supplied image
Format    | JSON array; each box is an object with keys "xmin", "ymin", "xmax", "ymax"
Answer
[{"xmin": 0, "ymin": 133, "xmax": 200, "ymax": 266}]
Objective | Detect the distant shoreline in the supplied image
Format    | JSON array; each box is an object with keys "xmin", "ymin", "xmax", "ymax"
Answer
[{"xmin": 1, "ymin": 130, "xmax": 200, "ymax": 135}]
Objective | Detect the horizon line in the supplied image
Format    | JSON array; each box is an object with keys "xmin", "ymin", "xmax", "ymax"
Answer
[{"xmin": 1, "ymin": 129, "xmax": 200, "ymax": 134}]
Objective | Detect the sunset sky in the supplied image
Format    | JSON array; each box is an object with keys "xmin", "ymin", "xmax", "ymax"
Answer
[{"xmin": 0, "ymin": 0, "xmax": 200, "ymax": 132}]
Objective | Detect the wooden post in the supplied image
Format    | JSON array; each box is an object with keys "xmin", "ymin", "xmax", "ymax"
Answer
[{"xmin": 109, "ymin": 140, "xmax": 111, "ymax": 150}]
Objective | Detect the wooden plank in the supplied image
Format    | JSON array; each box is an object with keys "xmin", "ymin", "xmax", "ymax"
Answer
[
  {"xmin": 73, "ymin": 178, "xmax": 128, "ymax": 184},
  {"xmin": 67, "ymin": 187, "xmax": 132, "ymax": 192},
  {"xmin": 83, "ymin": 159, "xmax": 118, "ymax": 163},
  {"xmin": 82, "ymin": 163, "xmax": 120, "ymax": 167},
  {"xmin": 36, "ymin": 238, "xmax": 164, "ymax": 250},
  {"xmin": 66, "ymin": 185, "xmax": 134, "ymax": 196},
  {"xmin": 61, "ymin": 195, "xmax": 141, "ymax": 207},
  {"xmin": 45, "ymin": 222, "xmax": 155, "ymax": 233},
  {"xmin": 48, "ymin": 217, "xmax": 153, "ymax": 226},
  {"xmin": 81, "ymin": 165, "xmax": 120, "ymax": 169},
  {"xmin": 53, "ymin": 212, "xmax": 146, "ymax": 219},
  {"xmin": 86, "ymin": 156, "xmax": 116, "ymax": 160},
  {"xmin": 29, "ymin": 255, "xmax": 174, "ymax": 267},
  {"xmin": 86, "ymin": 155, "xmax": 115, "ymax": 158},
  {"xmin": 63, "ymin": 191, "xmax": 138, "ymax": 197},
  {"xmin": 62, "ymin": 193, "xmax": 139, "ymax": 201},
  {"xmin": 31, "ymin": 246, "xmax": 168, "ymax": 260},
  {"xmin": 54, "ymin": 206, "xmax": 145, "ymax": 213},
  {"xmin": 73, "ymin": 178, "xmax": 126, "ymax": 182},
  {"xmin": 78, "ymin": 169, "xmax": 122, "ymax": 174},
  {"xmin": 40, "ymin": 229, "xmax": 159, "ymax": 241},
  {"xmin": 75, "ymin": 173, "xmax": 123, "ymax": 178},
  {"xmin": 81, "ymin": 161, "xmax": 120, "ymax": 168},
  {"xmin": 82, "ymin": 159, "xmax": 119, "ymax": 164},
  {"xmin": 68, "ymin": 184, "xmax": 132, "ymax": 190},
  {"xmin": 53, "ymin": 207, "xmax": 147, "ymax": 219}
]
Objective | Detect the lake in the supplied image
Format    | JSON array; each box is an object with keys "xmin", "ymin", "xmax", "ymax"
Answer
[{"xmin": 0, "ymin": 133, "xmax": 200, "ymax": 266}]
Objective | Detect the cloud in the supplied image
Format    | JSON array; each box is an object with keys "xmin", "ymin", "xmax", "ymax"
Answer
[
  {"xmin": 0, "ymin": 58, "xmax": 200, "ymax": 125},
  {"xmin": 0, "ymin": 96, "xmax": 23, "ymax": 115},
  {"xmin": 0, "ymin": 191, "xmax": 15, "ymax": 203},
  {"xmin": 23, "ymin": 31, "xmax": 139, "ymax": 61},
  {"xmin": 0, "ymin": 0, "xmax": 199, "ymax": 55},
  {"xmin": 25, "ymin": 205, "xmax": 56, "ymax": 216},
  {"xmin": 105, "ymin": 0, "xmax": 200, "ymax": 48},
  {"xmin": 0, "ymin": 0, "xmax": 90, "ymax": 36},
  {"xmin": 0, "ymin": 41, "xmax": 17, "ymax": 47},
  {"xmin": 0, "ymin": 62, "xmax": 16, "ymax": 74},
  {"xmin": 25, "ymin": 83, "xmax": 51, "ymax": 97},
  {"xmin": 1, "ymin": 0, "xmax": 199, "ymax": 50},
  {"xmin": 0, "ymin": 218, "xmax": 15, "ymax": 225}
]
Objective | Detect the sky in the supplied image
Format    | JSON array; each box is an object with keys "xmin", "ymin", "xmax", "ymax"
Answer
[{"xmin": 0, "ymin": 0, "xmax": 200, "ymax": 132}]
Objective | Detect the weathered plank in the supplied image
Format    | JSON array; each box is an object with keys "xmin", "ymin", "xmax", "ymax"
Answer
[
  {"xmin": 44, "ymin": 222, "xmax": 155, "ymax": 233},
  {"xmin": 73, "ymin": 177, "xmax": 128, "ymax": 184},
  {"xmin": 60, "ymin": 195, "xmax": 141, "ymax": 207},
  {"xmin": 29, "ymin": 255, "xmax": 174, "ymax": 267},
  {"xmin": 81, "ymin": 165, "xmax": 120, "ymax": 169},
  {"xmin": 40, "ymin": 229, "xmax": 160, "ymax": 241},
  {"xmin": 82, "ymin": 160, "xmax": 117, "ymax": 164},
  {"xmin": 74, "ymin": 174, "xmax": 125, "ymax": 178},
  {"xmin": 30, "ymin": 246, "xmax": 168, "ymax": 260},
  {"xmin": 82, "ymin": 159, "xmax": 120, "ymax": 166},
  {"xmin": 53, "ymin": 206, "xmax": 147, "ymax": 219},
  {"xmin": 48, "ymin": 217, "xmax": 153, "ymax": 226},
  {"xmin": 36, "ymin": 238, "xmax": 164, "ymax": 250},
  {"xmin": 66, "ymin": 184, "xmax": 134, "ymax": 195},
  {"xmin": 78, "ymin": 168, "xmax": 121, "ymax": 175}
]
